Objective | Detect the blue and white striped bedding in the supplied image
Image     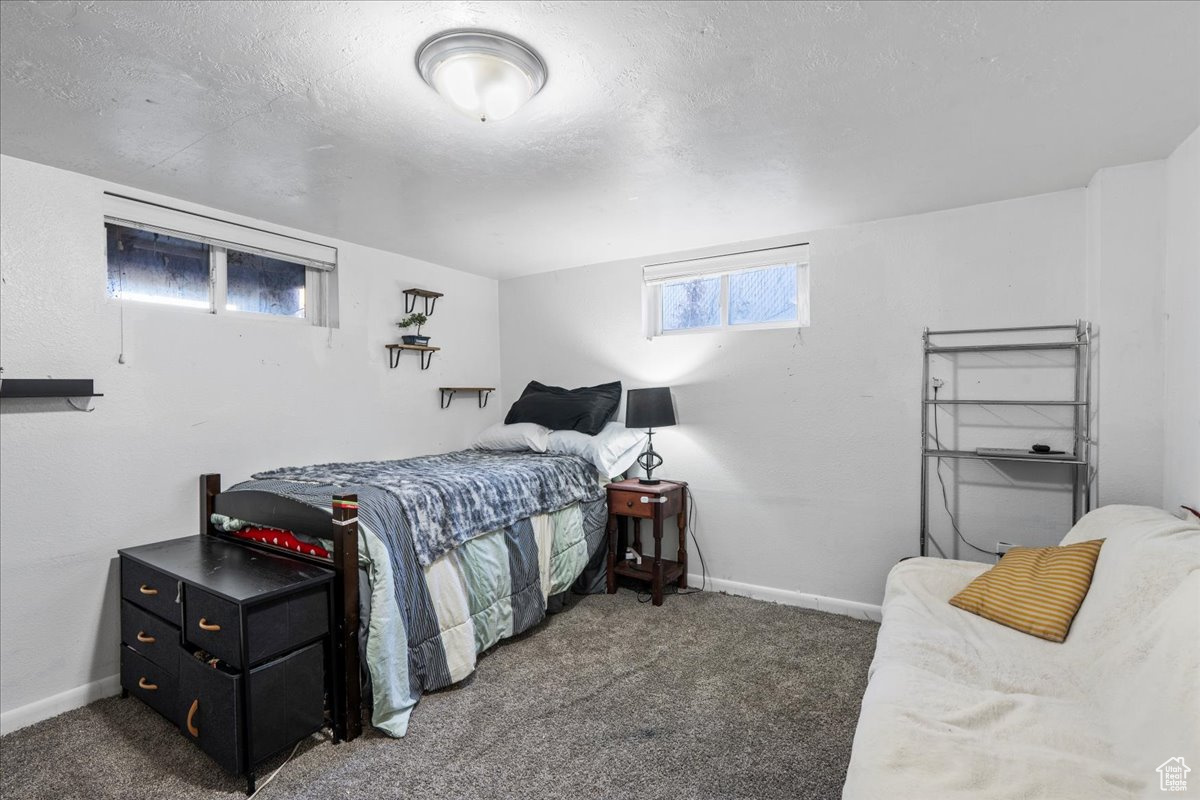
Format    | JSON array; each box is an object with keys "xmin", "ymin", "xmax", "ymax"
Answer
[{"xmin": 225, "ymin": 450, "xmax": 607, "ymax": 736}]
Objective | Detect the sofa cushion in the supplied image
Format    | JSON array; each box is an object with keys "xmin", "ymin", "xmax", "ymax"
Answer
[{"xmin": 948, "ymin": 539, "xmax": 1104, "ymax": 642}]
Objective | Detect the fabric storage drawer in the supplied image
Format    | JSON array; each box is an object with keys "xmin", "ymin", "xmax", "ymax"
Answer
[
  {"xmin": 608, "ymin": 490, "xmax": 656, "ymax": 519},
  {"xmin": 184, "ymin": 584, "xmax": 328, "ymax": 669},
  {"xmin": 120, "ymin": 600, "xmax": 179, "ymax": 674},
  {"xmin": 121, "ymin": 646, "xmax": 178, "ymax": 725},
  {"xmin": 120, "ymin": 558, "xmax": 179, "ymax": 622},
  {"xmin": 248, "ymin": 642, "xmax": 325, "ymax": 763},
  {"xmin": 178, "ymin": 651, "xmax": 243, "ymax": 775}
]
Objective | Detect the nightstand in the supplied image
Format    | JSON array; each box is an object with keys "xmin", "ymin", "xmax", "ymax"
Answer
[{"xmin": 605, "ymin": 478, "xmax": 688, "ymax": 605}]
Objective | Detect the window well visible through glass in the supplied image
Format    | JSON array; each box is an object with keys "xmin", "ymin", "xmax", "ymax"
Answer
[
  {"xmin": 106, "ymin": 225, "xmax": 210, "ymax": 309},
  {"xmin": 728, "ymin": 263, "xmax": 798, "ymax": 325},
  {"xmin": 226, "ymin": 251, "xmax": 306, "ymax": 318},
  {"xmin": 661, "ymin": 276, "xmax": 721, "ymax": 331}
]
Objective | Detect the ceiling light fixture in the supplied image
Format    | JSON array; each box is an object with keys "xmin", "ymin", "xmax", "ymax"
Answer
[{"xmin": 417, "ymin": 30, "xmax": 547, "ymax": 123}]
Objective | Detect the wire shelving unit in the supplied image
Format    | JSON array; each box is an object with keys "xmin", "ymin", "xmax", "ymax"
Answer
[{"xmin": 919, "ymin": 322, "xmax": 1092, "ymax": 557}]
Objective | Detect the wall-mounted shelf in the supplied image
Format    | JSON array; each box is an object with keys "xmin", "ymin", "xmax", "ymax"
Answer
[
  {"xmin": 403, "ymin": 288, "xmax": 443, "ymax": 316},
  {"xmin": 0, "ymin": 378, "xmax": 103, "ymax": 398},
  {"xmin": 439, "ymin": 387, "xmax": 495, "ymax": 409},
  {"xmin": 386, "ymin": 344, "xmax": 439, "ymax": 370}
]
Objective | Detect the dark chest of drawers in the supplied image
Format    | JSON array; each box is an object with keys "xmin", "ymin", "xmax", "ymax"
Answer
[{"xmin": 119, "ymin": 536, "xmax": 334, "ymax": 794}]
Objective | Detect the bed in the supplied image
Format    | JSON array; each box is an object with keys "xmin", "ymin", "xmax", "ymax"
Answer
[{"xmin": 199, "ymin": 448, "xmax": 611, "ymax": 741}]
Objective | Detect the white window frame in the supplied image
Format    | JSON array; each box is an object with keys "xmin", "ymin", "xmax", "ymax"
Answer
[
  {"xmin": 642, "ymin": 244, "xmax": 810, "ymax": 338},
  {"xmin": 103, "ymin": 192, "xmax": 337, "ymax": 326}
]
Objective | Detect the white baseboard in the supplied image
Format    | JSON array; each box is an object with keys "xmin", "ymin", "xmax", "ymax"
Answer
[
  {"xmin": 687, "ymin": 573, "xmax": 883, "ymax": 622},
  {"xmin": 0, "ymin": 673, "xmax": 121, "ymax": 736}
]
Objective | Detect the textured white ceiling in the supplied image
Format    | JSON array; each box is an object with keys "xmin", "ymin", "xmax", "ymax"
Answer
[{"xmin": 2, "ymin": 1, "xmax": 1197, "ymax": 279}]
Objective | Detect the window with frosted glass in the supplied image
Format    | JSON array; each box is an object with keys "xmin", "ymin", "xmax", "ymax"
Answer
[
  {"xmin": 728, "ymin": 263, "xmax": 797, "ymax": 325},
  {"xmin": 106, "ymin": 225, "xmax": 210, "ymax": 308},
  {"xmin": 226, "ymin": 251, "xmax": 306, "ymax": 317},
  {"xmin": 661, "ymin": 276, "xmax": 721, "ymax": 331}
]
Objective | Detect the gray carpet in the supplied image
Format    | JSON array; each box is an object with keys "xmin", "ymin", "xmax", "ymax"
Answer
[{"xmin": 0, "ymin": 590, "xmax": 878, "ymax": 800}]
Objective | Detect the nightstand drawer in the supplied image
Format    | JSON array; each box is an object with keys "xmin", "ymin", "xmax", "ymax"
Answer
[
  {"xmin": 121, "ymin": 558, "xmax": 179, "ymax": 622},
  {"xmin": 185, "ymin": 584, "xmax": 329, "ymax": 669},
  {"xmin": 121, "ymin": 646, "xmax": 178, "ymax": 725},
  {"xmin": 609, "ymin": 490, "xmax": 656, "ymax": 518},
  {"xmin": 121, "ymin": 600, "xmax": 179, "ymax": 674}
]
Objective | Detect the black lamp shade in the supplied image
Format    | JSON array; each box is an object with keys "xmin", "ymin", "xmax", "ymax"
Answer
[{"xmin": 625, "ymin": 387, "xmax": 676, "ymax": 430}]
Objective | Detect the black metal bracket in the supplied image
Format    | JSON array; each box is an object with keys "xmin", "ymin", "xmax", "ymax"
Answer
[
  {"xmin": 387, "ymin": 347, "xmax": 436, "ymax": 370},
  {"xmin": 403, "ymin": 290, "xmax": 440, "ymax": 316},
  {"xmin": 439, "ymin": 388, "xmax": 493, "ymax": 409}
]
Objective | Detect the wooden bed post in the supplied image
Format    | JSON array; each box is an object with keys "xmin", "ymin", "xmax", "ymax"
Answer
[
  {"xmin": 201, "ymin": 474, "xmax": 221, "ymax": 536},
  {"xmin": 332, "ymin": 493, "xmax": 362, "ymax": 741}
]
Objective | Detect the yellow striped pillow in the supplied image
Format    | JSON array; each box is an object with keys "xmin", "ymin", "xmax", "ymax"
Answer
[{"xmin": 949, "ymin": 539, "xmax": 1104, "ymax": 642}]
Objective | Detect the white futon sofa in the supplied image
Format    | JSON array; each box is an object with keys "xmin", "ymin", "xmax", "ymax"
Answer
[{"xmin": 843, "ymin": 505, "xmax": 1200, "ymax": 800}]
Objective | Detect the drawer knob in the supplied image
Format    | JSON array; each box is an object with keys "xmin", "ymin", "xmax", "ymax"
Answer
[
  {"xmin": 626, "ymin": 500, "xmax": 634, "ymax": 508},
  {"xmin": 197, "ymin": 618, "xmax": 221, "ymax": 632},
  {"xmin": 137, "ymin": 677, "xmax": 158, "ymax": 691},
  {"xmin": 186, "ymin": 699, "xmax": 200, "ymax": 737},
  {"xmin": 139, "ymin": 585, "xmax": 158, "ymax": 596},
  {"xmin": 136, "ymin": 631, "xmax": 156, "ymax": 644}
]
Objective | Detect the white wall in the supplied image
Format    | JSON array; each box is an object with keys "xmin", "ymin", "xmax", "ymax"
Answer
[
  {"xmin": 1084, "ymin": 160, "xmax": 1167, "ymax": 507},
  {"xmin": 500, "ymin": 190, "xmax": 1090, "ymax": 609},
  {"xmin": 1163, "ymin": 127, "xmax": 1200, "ymax": 512},
  {"xmin": 0, "ymin": 155, "xmax": 503, "ymax": 730}
]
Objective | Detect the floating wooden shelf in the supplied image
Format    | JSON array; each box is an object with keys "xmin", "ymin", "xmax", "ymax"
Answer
[
  {"xmin": 386, "ymin": 344, "xmax": 440, "ymax": 370},
  {"xmin": 402, "ymin": 288, "xmax": 443, "ymax": 316},
  {"xmin": 439, "ymin": 387, "xmax": 495, "ymax": 409},
  {"xmin": 0, "ymin": 378, "xmax": 103, "ymax": 398}
]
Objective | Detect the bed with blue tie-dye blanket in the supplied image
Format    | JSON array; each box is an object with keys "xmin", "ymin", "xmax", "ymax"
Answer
[{"xmin": 217, "ymin": 450, "xmax": 609, "ymax": 736}]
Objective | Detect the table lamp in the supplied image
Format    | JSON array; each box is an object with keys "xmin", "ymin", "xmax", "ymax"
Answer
[{"xmin": 625, "ymin": 387, "xmax": 676, "ymax": 485}]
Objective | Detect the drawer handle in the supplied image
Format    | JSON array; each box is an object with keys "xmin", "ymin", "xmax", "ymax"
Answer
[
  {"xmin": 640, "ymin": 496, "xmax": 668, "ymax": 504},
  {"xmin": 187, "ymin": 699, "xmax": 200, "ymax": 737},
  {"xmin": 136, "ymin": 631, "xmax": 156, "ymax": 644},
  {"xmin": 137, "ymin": 677, "xmax": 158, "ymax": 691},
  {"xmin": 197, "ymin": 618, "xmax": 221, "ymax": 632},
  {"xmin": 139, "ymin": 585, "xmax": 158, "ymax": 596}
]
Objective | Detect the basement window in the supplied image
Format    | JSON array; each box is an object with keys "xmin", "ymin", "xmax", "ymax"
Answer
[
  {"xmin": 104, "ymin": 193, "xmax": 337, "ymax": 326},
  {"xmin": 644, "ymin": 244, "xmax": 809, "ymax": 337}
]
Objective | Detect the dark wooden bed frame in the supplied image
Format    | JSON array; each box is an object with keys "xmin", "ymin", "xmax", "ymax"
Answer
[{"xmin": 200, "ymin": 474, "xmax": 363, "ymax": 741}]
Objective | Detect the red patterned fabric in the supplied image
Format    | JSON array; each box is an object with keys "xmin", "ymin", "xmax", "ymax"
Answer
[{"xmin": 229, "ymin": 526, "xmax": 329, "ymax": 559}]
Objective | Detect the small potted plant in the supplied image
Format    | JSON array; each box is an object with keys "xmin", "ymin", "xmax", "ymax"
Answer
[{"xmin": 397, "ymin": 313, "xmax": 430, "ymax": 345}]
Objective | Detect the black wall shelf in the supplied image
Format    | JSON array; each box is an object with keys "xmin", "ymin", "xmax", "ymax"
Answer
[
  {"xmin": 439, "ymin": 387, "xmax": 494, "ymax": 409},
  {"xmin": 0, "ymin": 379, "xmax": 103, "ymax": 398}
]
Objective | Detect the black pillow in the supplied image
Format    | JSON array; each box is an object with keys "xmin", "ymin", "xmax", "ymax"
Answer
[{"xmin": 504, "ymin": 380, "xmax": 622, "ymax": 436}]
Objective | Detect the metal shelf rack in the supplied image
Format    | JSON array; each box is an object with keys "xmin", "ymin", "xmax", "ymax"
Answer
[{"xmin": 919, "ymin": 321, "xmax": 1092, "ymax": 557}]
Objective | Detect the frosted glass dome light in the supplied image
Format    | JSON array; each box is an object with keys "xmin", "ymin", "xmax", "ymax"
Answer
[{"xmin": 417, "ymin": 30, "xmax": 547, "ymax": 123}]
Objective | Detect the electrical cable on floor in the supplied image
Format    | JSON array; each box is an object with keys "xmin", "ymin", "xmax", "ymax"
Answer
[
  {"xmin": 245, "ymin": 739, "xmax": 302, "ymax": 800},
  {"xmin": 931, "ymin": 387, "xmax": 1000, "ymax": 557}
]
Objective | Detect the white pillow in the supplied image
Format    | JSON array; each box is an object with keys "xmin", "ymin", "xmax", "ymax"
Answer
[
  {"xmin": 472, "ymin": 422, "xmax": 551, "ymax": 453},
  {"xmin": 547, "ymin": 421, "xmax": 648, "ymax": 479}
]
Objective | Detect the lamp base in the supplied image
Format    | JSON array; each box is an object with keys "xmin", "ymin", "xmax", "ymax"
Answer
[{"xmin": 637, "ymin": 477, "xmax": 662, "ymax": 485}]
